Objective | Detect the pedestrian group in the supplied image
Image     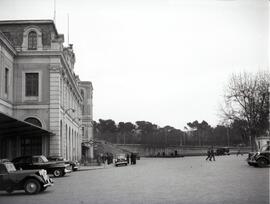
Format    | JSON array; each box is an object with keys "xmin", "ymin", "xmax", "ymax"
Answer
[
  {"xmin": 98, "ymin": 152, "xmax": 137, "ymax": 166},
  {"xmin": 205, "ymin": 146, "xmax": 215, "ymax": 161}
]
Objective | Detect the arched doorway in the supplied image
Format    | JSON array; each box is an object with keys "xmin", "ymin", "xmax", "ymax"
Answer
[{"xmin": 21, "ymin": 117, "xmax": 43, "ymax": 155}]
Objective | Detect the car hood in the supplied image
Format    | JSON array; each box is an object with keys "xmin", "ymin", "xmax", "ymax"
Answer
[
  {"xmin": 9, "ymin": 169, "xmax": 40, "ymax": 174},
  {"xmin": 32, "ymin": 161, "xmax": 67, "ymax": 167},
  {"xmin": 35, "ymin": 161, "xmax": 60, "ymax": 165}
]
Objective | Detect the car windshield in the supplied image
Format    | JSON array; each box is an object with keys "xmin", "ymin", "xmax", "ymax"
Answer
[
  {"xmin": 260, "ymin": 145, "xmax": 270, "ymax": 152},
  {"xmin": 33, "ymin": 156, "xmax": 48, "ymax": 163},
  {"xmin": 40, "ymin": 156, "xmax": 48, "ymax": 162},
  {"xmin": 117, "ymin": 155, "xmax": 126, "ymax": 159},
  {"xmin": 5, "ymin": 163, "xmax": 16, "ymax": 172}
]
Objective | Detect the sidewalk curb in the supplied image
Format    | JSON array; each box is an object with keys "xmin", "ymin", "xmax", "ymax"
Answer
[
  {"xmin": 78, "ymin": 167, "xmax": 104, "ymax": 171},
  {"xmin": 78, "ymin": 165, "xmax": 114, "ymax": 171}
]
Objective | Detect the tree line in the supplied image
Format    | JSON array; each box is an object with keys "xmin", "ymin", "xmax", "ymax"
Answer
[
  {"xmin": 94, "ymin": 119, "xmax": 247, "ymax": 147},
  {"xmin": 94, "ymin": 70, "xmax": 269, "ymax": 148}
]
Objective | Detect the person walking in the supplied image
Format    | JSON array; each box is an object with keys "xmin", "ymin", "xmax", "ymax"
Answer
[
  {"xmin": 209, "ymin": 146, "xmax": 215, "ymax": 161},
  {"xmin": 205, "ymin": 147, "xmax": 211, "ymax": 161},
  {"xmin": 126, "ymin": 153, "xmax": 130, "ymax": 164},
  {"xmin": 133, "ymin": 153, "xmax": 136, "ymax": 165},
  {"xmin": 130, "ymin": 153, "xmax": 136, "ymax": 165},
  {"xmin": 130, "ymin": 153, "xmax": 133, "ymax": 165}
]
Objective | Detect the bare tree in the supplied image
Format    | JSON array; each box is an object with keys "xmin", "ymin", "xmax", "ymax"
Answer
[{"xmin": 222, "ymin": 71, "xmax": 269, "ymax": 150}]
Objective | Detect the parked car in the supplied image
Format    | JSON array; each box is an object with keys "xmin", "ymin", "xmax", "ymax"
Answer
[
  {"xmin": 247, "ymin": 144, "xmax": 270, "ymax": 168},
  {"xmin": 47, "ymin": 156, "xmax": 79, "ymax": 171},
  {"xmin": 115, "ymin": 154, "xmax": 128, "ymax": 167},
  {"xmin": 0, "ymin": 160, "xmax": 53, "ymax": 194},
  {"xmin": 215, "ymin": 147, "xmax": 230, "ymax": 156},
  {"xmin": 12, "ymin": 155, "xmax": 71, "ymax": 177}
]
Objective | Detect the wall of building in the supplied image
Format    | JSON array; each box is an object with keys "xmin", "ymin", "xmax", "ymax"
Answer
[
  {"xmin": 79, "ymin": 81, "xmax": 94, "ymax": 160},
  {"xmin": 116, "ymin": 144, "xmax": 252, "ymax": 157},
  {"xmin": 0, "ymin": 20, "xmax": 91, "ymax": 162},
  {"xmin": 57, "ymin": 70, "xmax": 83, "ymax": 161},
  {"xmin": 0, "ymin": 34, "xmax": 14, "ymax": 116}
]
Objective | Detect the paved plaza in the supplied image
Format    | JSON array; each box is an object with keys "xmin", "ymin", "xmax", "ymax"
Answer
[{"xmin": 0, "ymin": 156, "xmax": 269, "ymax": 204}]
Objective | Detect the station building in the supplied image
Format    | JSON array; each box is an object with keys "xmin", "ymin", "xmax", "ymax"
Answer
[{"xmin": 0, "ymin": 19, "xmax": 93, "ymax": 161}]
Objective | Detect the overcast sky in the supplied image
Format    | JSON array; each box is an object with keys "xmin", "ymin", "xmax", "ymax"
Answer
[{"xmin": 0, "ymin": 0, "xmax": 268, "ymax": 129}]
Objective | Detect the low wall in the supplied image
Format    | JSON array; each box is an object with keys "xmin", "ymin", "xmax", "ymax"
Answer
[{"xmin": 116, "ymin": 144, "xmax": 251, "ymax": 157}]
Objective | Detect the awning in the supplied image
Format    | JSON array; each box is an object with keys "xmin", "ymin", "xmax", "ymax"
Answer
[{"xmin": 0, "ymin": 112, "xmax": 54, "ymax": 138}]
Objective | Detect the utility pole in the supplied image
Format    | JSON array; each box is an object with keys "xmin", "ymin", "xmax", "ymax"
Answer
[
  {"xmin": 67, "ymin": 13, "xmax": 69, "ymax": 45},
  {"xmin": 53, "ymin": 0, "xmax": 56, "ymax": 23}
]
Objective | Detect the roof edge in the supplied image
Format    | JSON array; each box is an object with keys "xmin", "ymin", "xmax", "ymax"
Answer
[
  {"xmin": 0, "ymin": 19, "xmax": 59, "ymax": 36},
  {"xmin": 0, "ymin": 31, "xmax": 17, "ymax": 55}
]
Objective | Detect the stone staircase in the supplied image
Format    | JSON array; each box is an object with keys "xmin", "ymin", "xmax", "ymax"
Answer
[{"xmin": 95, "ymin": 139, "xmax": 130, "ymax": 156}]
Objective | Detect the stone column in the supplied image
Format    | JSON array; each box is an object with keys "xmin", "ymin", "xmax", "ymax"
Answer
[
  {"xmin": 49, "ymin": 65, "xmax": 61, "ymax": 156},
  {"xmin": 88, "ymin": 126, "xmax": 94, "ymax": 159}
]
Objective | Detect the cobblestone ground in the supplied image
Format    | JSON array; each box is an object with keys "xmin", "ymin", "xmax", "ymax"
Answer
[{"xmin": 0, "ymin": 155, "xmax": 269, "ymax": 204}]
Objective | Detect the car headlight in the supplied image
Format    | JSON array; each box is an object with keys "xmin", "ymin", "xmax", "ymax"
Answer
[
  {"xmin": 253, "ymin": 152, "xmax": 260, "ymax": 159},
  {"xmin": 39, "ymin": 169, "xmax": 48, "ymax": 180},
  {"xmin": 39, "ymin": 169, "xmax": 47, "ymax": 176}
]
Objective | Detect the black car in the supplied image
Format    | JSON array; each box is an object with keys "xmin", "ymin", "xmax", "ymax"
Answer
[
  {"xmin": 12, "ymin": 155, "xmax": 71, "ymax": 177},
  {"xmin": 247, "ymin": 144, "xmax": 270, "ymax": 167},
  {"xmin": 0, "ymin": 161, "xmax": 53, "ymax": 194},
  {"xmin": 215, "ymin": 147, "xmax": 230, "ymax": 156},
  {"xmin": 47, "ymin": 156, "xmax": 79, "ymax": 171},
  {"xmin": 114, "ymin": 154, "xmax": 128, "ymax": 167}
]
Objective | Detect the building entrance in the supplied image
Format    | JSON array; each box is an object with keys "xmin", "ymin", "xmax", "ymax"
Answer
[{"xmin": 21, "ymin": 136, "xmax": 42, "ymax": 156}]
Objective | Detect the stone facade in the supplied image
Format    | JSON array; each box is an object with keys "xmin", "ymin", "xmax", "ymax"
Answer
[
  {"xmin": 0, "ymin": 20, "xmax": 93, "ymax": 161},
  {"xmin": 79, "ymin": 81, "xmax": 94, "ymax": 160}
]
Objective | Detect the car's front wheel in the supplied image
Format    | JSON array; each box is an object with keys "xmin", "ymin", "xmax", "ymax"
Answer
[
  {"xmin": 257, "ymin": 158, "xmax": 268, "ymax": 168},
  {"xmin": 24, "ymin": 179, "xmax": 41, "ymax": 194},
  {"xmin": 53, "ymin": 169, "xmax": 64, "ymax": 177}
]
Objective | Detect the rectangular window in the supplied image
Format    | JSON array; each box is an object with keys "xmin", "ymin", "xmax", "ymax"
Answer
[
  {"xmin": 4, "ymin": 68, "xmax": 9, "ymax": 94},
  {"xmin": 25, "ymin": 73, "xmax": 39, "ymax": 96}
]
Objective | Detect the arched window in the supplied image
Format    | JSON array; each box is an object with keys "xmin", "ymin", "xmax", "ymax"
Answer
[
  {"xmin": 28, "ymin": 31, "xmax": 37, "ymax": 50},
  {"xmin": 80, "ymin": 89, "xmax": 84, "ymax": 99},
  {"xmin": 25, "ymin": 117, "xmax": 42, "ymax": 127},
  {"xmin": 81, "ymin": 89, "xmax": 85, "ymax": 113}
]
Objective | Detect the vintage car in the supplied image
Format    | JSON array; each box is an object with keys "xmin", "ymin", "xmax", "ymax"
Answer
[
  {"xmin": 215, "ymin": 147, "xmax": 230, "ymax": 156},
  {"xmin": 115, "ymin": 154, "xmax": 128, "ymax": 167},
  {"xmin": 47, "ymin": 156, "xmax": 79, "ymax": 171},
  {"xmin": 12, "ymin": 155, "xmax": 71, "ymax": 177},
  {"xmin": 0, "ymin": 161, "xmax": 53, "ymax": 194},
  {"xmin": 247, "ymin": 144, "xmax": 270, "ymax": 168}
]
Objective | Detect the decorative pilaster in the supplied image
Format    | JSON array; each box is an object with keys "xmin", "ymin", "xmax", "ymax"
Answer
[{"xmin": 49, "ymin": 65, "xmax": 61, "ymax": 156}]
